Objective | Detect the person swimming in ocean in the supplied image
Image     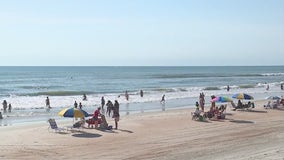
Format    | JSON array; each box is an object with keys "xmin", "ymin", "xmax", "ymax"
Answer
[
  {"xmin": 160, "ymin": 94, "xmax": 165, "ymax": 104},
  {"xmin": 83, "ymin": 94, "xmax": 87, "ymax": 101}
]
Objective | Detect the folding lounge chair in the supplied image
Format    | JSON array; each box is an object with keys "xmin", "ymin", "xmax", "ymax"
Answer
[{"xmin": 48, "ymin": 118, "xmax": 67, "ymax": 133}]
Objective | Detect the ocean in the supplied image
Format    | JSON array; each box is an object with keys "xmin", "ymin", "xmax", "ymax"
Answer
[{"xmin": 0, "ymin": 66, "xmax": 283, "ymax": 126}]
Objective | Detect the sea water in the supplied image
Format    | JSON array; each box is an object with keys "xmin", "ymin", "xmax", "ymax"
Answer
[{"xmin": 0, "ymin": 66, "xmax": 283, "ymax": 126}]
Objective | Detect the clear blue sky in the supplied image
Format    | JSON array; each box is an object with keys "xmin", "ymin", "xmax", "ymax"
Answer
[{"xmin": 0, "ymin": 0, "xmax": 283, "ymax": 66}]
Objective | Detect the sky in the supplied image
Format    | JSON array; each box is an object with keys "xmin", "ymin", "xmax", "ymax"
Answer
[{"xmin": 0, "ymin": 0, "xmax": 283, "ymax": 66}]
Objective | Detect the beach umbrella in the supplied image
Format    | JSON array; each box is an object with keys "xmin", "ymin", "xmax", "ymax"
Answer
[
  {"xmin": 265, "ymin": 96, "xmax": 281, "ymax": 100},
  {"xmin": 58, "ymin": 107, "xmax": 89, "ymax": 118},
  {"xmin": 211, "ymin": 96, "xmax": 233, "ymax": 103},
  {"xmin": 232, "ymin": 93, "xmax": 254, "ymax": 100}
]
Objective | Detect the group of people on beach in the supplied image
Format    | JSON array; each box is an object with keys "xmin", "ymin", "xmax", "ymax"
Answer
[
  {"xmin": 0, "ymin": 100, "xmax": 12, "ymax": 119},
  {"xmin": 86, "ymin": 98, "xmax": 120, "ymax": 130},
  {"xmin": 193, "ymin": 94, "xmax": 227, "ymax": 121}
]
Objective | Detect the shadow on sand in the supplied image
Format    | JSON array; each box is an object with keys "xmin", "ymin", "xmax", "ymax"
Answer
[
  {"xmin": 274, "ymin": 107, "xmax": 284, "ymax": 111},
  {"xmin": 229, "ymin": 119, "xmax": 255, "ymax": 124},
  {"xmin": 237, "ymin": 109, "xmax": 267, "ymax": 113},
  {"xmin": 72, "ymin": 131, "xmax": 102, "ymax": 138},
  {"xmin": 118, "ymin": 129, "xmax": 134, "ymax": 133}
]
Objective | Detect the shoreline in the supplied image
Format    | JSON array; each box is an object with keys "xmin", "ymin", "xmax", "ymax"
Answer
[
  {"xmin": 1, "ymin": 91, "xmax": 283, "ymax": 127},
  {"xmin": 0, "ymin": 100, "xmax": 284, "ymax": 159}
]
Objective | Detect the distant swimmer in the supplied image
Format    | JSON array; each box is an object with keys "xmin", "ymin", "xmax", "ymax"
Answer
[
  {"xmin": 227, "ymin": 85, "xmax": 230, "ymax": 92},
  {"xmin": 281, "ymin": 83, "xmax": 284, "ymax": 90}
]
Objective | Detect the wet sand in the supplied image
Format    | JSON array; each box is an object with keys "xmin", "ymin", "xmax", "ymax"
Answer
[{"xmin": 0, "ymin": 100, "xmax": 284, "ymax": 160}]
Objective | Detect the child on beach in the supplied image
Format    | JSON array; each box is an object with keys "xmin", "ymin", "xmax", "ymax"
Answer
[{"xmin": 8, "ymin": 104, "xmax": 12, "ymax": 112}]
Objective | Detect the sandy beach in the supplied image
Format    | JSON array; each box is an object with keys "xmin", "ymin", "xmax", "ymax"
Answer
[{"xmin": 0, "ymin": 100, "xmax": 284, "ymax": 160}]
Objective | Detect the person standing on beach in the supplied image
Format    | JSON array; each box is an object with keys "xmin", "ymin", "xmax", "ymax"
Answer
[
  {"xmin": 199, "ymin": 93, "xmax": 205, "ymax": 112},
  {"xmin": 113, "ymin": 100, "xmax": 120, "ymax": 130},
  {"xmin": 79, "ymin": 102, "xmax": 82, "ymax": 109},
  {"xmin": 93, "ymin": 107, "xmax": 101, "ymax": 129},
  {"xmin": 106, "ymin": 100, "xmax": 114, "ymax": 117},
  {"xmin": 45, "ymin": 97, "xmax": 50, "ymax": 108},
  {"xmin": 281, "ymin": 84, "xmax": 283, "ymax": 90},
  {"xmin": 101, "ymin": 96, "xmax": 105, "ymax": 109}
]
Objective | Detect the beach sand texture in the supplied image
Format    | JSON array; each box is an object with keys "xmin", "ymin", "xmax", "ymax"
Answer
[{"xmin": 0, "ymin": 101, "xmax": 284, "ymax": 160}]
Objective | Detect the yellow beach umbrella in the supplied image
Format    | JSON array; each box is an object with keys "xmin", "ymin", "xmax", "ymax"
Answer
[{"xmin": 58, "ymin": 107, "xmax": 88, "ymax": 118}]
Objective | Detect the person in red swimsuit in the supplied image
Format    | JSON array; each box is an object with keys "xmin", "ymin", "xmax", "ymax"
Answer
[{"xmin": 93, "ymin": 107, "xmax": 101, "ymax": 128}]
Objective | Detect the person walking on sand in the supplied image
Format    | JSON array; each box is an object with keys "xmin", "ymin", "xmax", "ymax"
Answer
[
  {"xmin": 160, "ymin": 94, "xmax": 165, "ymax": 104},
  {"xmin": 45, "ymin": 97, "xmax": 50, "ymax": 108},
  {"xmin": 113, "ymin": 100, "xmax": 120, "ymax": 130}
]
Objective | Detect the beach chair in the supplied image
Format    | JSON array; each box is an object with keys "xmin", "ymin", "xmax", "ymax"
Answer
[
  {"xmin": 264, "ymin": 101, "xmax": 272, "ymax": 109},
  {"xmin": 48, "ymin": 118, "xmax": 67, "ymax": 133}
]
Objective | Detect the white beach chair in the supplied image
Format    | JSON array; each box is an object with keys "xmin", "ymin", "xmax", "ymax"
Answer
[{"xmin": 48, "ymin": 118, "xmax": 67, "ymax": 133}]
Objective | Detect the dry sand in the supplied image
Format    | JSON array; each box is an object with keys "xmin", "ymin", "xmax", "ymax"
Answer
[{"xmin": 0, "ymin": 101, "xmax": 284, "ymax": 160}]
